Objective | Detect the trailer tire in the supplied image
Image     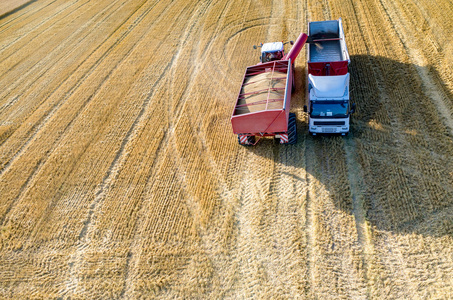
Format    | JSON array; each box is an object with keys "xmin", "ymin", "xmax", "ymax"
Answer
[{"xmin": 287, "ymin": 113, "xmax": 297, "ymax": 144}]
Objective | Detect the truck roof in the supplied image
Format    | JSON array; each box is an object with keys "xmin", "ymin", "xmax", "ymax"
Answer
[{"xmin": 309, "ymin": 73, "xmax": 349, "ymax": 99}]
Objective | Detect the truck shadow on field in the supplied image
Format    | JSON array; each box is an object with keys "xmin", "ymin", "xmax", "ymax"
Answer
[{"xmin": 245, "ymin": 55, "xmax": 453, "ymax": 237}]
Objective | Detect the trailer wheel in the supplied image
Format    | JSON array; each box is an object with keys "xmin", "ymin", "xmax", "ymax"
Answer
[
  {"xmin": 287, "ymin": 113, "xmax": 297, "ymax": 144},
  {"xmin": 238, "ymin": 134, "xmax": 255, "ymax": 146}
]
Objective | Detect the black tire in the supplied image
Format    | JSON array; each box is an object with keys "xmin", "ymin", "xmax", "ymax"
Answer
[{"xmin": 287, "ymin": 113, "xmax": 297, "ymax": 144}]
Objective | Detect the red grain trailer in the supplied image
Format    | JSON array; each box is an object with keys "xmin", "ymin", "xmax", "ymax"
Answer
[{"xmin": 231, "ymin": 33, "xmax": 308, "ymax": 145}]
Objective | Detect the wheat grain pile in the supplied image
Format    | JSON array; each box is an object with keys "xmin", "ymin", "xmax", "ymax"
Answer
[
  {"xmin": 0, "ymin": 0, "xmax": 452, "ymax": 298},
  {"xmin": 235, "ymin": 71, "xmax": 287, "ymax": 114}
]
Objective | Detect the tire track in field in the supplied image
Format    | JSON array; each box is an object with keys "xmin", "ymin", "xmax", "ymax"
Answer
[
  {"xmin": 117, "ymin": 127, "xmax": 172, "ymax": 298},
  {"xmin": 120, "ymin": 1, "xmax": 242, "ymax": 295},
  {"xmin": 166, "ymin": 0, "xmax": 214, "ymax": 126},
  {"xmin": 0, "ymin": 0, "xmax": 157, "ymax": 175},
  {"xmin": 232, "ymin": 150, "xmax": 275, "ymax": 297},
  {"xmin": 304, "ymin": 136, "xmax": 369, "ymax": 298},
  {"xmin": 343, "ymin": 138, "xmax": 373, "ymax": 297},
  {"xmin": 264, "ymin": 141, "xmax": 308, "ymax": 296},
  {"xmin": 0, "ymin": 0, "xmax": 56, "ymax": 32},
  {"xmin": 63, "ymin": 1, "xmax": 189, "ymax": 295},
  {"xmin": 65, "ymin": 61, "xmax": 173, "ymax": 298},
  {"xmin": 321, "ymin": 0, "xmax": 331, "ymax": 20},
  {"xmin": 0, "ymin": 0, "xmax": 84, "ymax": 59},
  {"xmin": 0, "ymin": 0, "xmax": 122, "ymax": 122},
  {"xmin": 0, "ymin": 0, "xmax": 126, "ymax": 146},
  {"xmin": 227, "ymin": 1, "xmax": 302, "ymax": 295},
  {"xmin": 0, "ymin": 0, "xmax": 161, "ymax": 230},
  {"xmin": 345, "ymin": 0, "xmax": 441, "ymax": 288},
  {"xmin": 192, "ymin": 136, "xmax": 247, "ymax": 294},
  {"xmin": 165, "ymin": 0, "xmax": 236, "ymax": 186},
  {"xmin": 165, "ymin": 0, "xmax": 237, "ymax": 246},
  {"xmin": 303, "ymin": 138, "xmax": 318, "ymax": 297},
  {"xmin": 28, "ymin": 0, "xmax": 170, "ymax": 241},
  {"xmin": 0, "ymin": 0, "xmax": 96, "ymax": 99}
]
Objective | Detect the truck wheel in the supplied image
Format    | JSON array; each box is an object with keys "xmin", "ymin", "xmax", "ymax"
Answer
[
  {"xmin": 287, "ymin": 113, "xmax": 297, "ymax": 144},
  {"xmin": 238, "ymin": 134, "xmax": 255, "ymax": 146}
]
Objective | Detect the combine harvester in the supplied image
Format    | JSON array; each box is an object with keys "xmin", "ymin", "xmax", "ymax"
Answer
[
  {"xmin": 303, "ymin": 18, "xmax": 356, "ymax": 135},
  {"xmin": 230, "ymin": 33, "xmax": 308, "ymax": 145}
]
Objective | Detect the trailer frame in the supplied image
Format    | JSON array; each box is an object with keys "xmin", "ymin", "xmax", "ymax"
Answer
[{"xmin": 231, "ymin": 59, "xmax": 293, "ymax": 144}]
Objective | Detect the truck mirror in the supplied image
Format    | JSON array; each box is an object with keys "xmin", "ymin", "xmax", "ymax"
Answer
[
  {"xmin": 290, "ymin": 41, "xmax": 294, "ymax": 45},
  {"xmin": 253, "ymin": 45, "xmax": 257, "ymax": 49},
  {"xmin": 350, "ymin": 103, "xmax": 356, "ymax": 114},
  {"xmin": 303, "ymin": 105, "xmax": 307, "ymax": 113}
]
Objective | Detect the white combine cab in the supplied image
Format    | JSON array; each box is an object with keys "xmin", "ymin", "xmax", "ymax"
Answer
[
  {"xmin": 254, "ymin": 41, "xmax": 294, "ymax": 63},
  {"xmin": 260, "ymin": 42, "xmax": 284, "ymax": 62}
]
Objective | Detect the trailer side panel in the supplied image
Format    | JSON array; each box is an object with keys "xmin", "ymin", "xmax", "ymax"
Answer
[{"xmin": 231, "ymin": 60, "xmax": 292, "ymax": 135}]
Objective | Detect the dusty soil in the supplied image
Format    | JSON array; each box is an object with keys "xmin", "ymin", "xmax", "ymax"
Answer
[{"xmin": 0, "ymin": 0, "xmax": 452, "ymax": 298}]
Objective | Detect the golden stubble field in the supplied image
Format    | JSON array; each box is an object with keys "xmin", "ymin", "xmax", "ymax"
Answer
[{"xmin": 0, "ymin": 0, "xmax": 452, "ymax": 298}]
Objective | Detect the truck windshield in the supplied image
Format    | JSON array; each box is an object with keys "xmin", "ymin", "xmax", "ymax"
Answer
[{"xmin": 311, "ymin": 101, "xmax": 348, "ymax": 118}]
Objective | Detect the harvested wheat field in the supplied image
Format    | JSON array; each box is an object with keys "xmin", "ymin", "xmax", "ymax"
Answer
[{"xmin": 0, "ymin": 0, "xmax": 452, "ymax": 298}]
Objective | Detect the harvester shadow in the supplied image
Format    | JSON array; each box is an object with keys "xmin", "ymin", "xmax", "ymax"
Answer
[{"xmin": 244, "ymin": 55, "xmax": 453, "ymax": 237}]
